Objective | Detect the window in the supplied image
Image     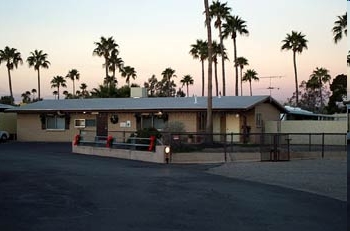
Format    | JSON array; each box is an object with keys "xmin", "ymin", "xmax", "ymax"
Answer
[
  {"xmin": 256, "ymin": 113, "xmax": 262, "ymax": 128},
  {"xmin": 85, "ymin": 119, "xmax": 96, "ymax": 127},
  {"xmin": 46, "ymin": 116, "xmax": 65, "ymax": 130}
]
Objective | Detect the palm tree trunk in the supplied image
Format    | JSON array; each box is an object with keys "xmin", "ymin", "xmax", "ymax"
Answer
[
  {"xmin": 186, "ymin": 84, "xmax": 189, "ymax": 97},
  {"xmin": 201, "ymin": 60, "xmax": 205, "ymax": 96},
  {"xmin": 204, "ymin": 0, "xmax": 213, "ymax": 142},
  {"xmin": 219, "ymin": 24, "xmax": 226, "ymax": 96},
  {"xmin": 57, "ymin": 86, "xmax": 60, "ymax": 100},
  {"xmin": 293, "ymin": 51, "xmax": 299, "ymax": 105},
  {"xmin": 319, "ymin": 79, "xmax": 323, "ymax": 112},
  {"xmin": 7, "ymin": 68, "xmax": 13, "ymax": 101},
  {"xmin": 214, "ymin": 61, "xmax": 218, "ymax": 96},
  {"xmin": 73, "ymin": 79, "xmax": 75, "ymax": 96},
  {"xmin": 37, "ymin": 69, "xmax": 41, "ymax": 100},
  {"xmin": 249, "ymin": 80, "xmax": 252, "ymax": 96},
  {"xmin": 240, "ymin": 67, "xmax": 243, "ymax": 96},
  {"xmin": 233, "ymin": 37, "xmax": 239, "ymax": 96}
]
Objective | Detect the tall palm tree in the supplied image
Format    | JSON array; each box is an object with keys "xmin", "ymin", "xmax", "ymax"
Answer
[
  {"xmin": 0, "ymin": 46, "xmax": 23, "ymax": 100},
  {"xmin": 66, "ymin": 69, "xmax": 80, "ymax": 96},
  {"xmin": 309, "ymin": 67, "xmax": 331, "ymax": 111},
  {"xmin": 235, "ymin": 56, "xmax": 249, "ymax": 96},
  {"xmin": 242, "ymin": 69, "xmax": 259, "ymax": 96},
  {"xmin": 180, "ymin": 74, "xmax": 194, "ymax": 97},
  {"xmin": 332, "ymin": 12, "xmax": 347, "ymax": 44},
  {"xmin": 27, "ymin": 49, "xmax": 50, "ymax": 100},
  {"xmin": 209, "ymin": 0, "xmax": 231, "ymax": 96},
  {"xmin": 120, "ymin": 66, "xmax": 137, "ymax": 87},
  {"xmin": 281, "ymin": 31, "xmax": 308, "ymax": 105},
  {"xmin": 189, "ymin": 39, "xmax": 208, "ymax": 96},
  {"xmin": 108, "ymin": 49, "xmax": 124, "ymax": 86},
  {"xmin": 204, "ymin": 0, "xmax": 213, "ymax": 140},
  {"xmin": 50, "ymin": 76, "xmax": 67, "ymax": 100},
  {"xmin": 161, "ymin": 68, "xmax": 176, "ymax": 97},
  {"xmin": 222, "ymin": 15, "xmax": 249, "ymax": 96},
  {"xmin": 93, "ymin": 36, "xmax": 119, "ymax": 82},
  {"xmin": 212, "ymin": 41, "xmax": 220, "ymax": 96}
]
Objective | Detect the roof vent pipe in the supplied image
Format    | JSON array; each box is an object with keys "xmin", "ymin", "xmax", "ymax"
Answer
[{"xmin": 194, "ymin": 95, "xmax": 197, "ymax": 104}]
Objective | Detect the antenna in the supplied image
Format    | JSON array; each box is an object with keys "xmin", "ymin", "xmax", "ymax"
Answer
[{"xmin": 259, "ymin": 76, "xmax": 283, "ymax": 96}]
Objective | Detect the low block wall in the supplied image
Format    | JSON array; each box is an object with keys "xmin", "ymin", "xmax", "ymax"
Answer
[{"xmin": 72, "ymin": 143, "xmax": 167, "ymax": 163}]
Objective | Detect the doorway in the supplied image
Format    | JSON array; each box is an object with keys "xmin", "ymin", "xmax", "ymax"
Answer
[{"xmin": 96, "ymin": 113, "xmax": 108, "ymax": 137}]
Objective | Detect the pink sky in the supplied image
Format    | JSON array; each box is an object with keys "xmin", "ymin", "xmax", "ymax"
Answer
[{"xmin": 0, "ymin": 0, "xmax": 346, "ymax": 103}]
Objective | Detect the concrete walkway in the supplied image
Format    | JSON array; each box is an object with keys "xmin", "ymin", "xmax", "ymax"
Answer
[{"xmin": 208, "ymin": 159, "xmax": 347, "ymax": 201}]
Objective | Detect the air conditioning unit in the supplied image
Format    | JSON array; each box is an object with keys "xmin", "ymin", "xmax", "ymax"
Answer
[{"xmin": 74, "ymin": 119, "xmax": 86, "ymax": 128}]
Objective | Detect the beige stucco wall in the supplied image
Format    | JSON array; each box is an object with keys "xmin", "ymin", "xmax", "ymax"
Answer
[
  {"xmin": 0, "ymin": 112, "xmax": 17, "ymax": 134},
  {"xmin": 17, "ymin": 113, "xmax": 86, "ymax": 142},
  {"xmin": 265, "ymin": 120, "xmax": 347, "ymax": 145},
  {"xmin": 169, "ymin": 112, "xmax": 197, "ymax": 132},
  {"xmin": 265, "ymin": 120, "xmax": 347, "ymax": 133}
]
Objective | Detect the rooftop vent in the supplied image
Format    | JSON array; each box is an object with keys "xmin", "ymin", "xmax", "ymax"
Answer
[{"xmin": 131, "ymin": 87, "xmax": 147, "ymax": 98}]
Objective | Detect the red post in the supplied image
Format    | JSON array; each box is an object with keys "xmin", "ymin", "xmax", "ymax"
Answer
[{"xmin": 148, "ymin": 135, "xmax": 156, "ymax": 151}]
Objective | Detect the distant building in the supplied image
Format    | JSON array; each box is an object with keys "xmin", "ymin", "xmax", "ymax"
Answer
[{"xmin": 281, "ymin": 106, "xmax": 343, "ymax": 121}]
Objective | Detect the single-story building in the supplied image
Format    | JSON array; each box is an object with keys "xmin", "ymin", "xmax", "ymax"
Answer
[{"xmin": 6, "ymin": 95, "xmax": 286, "ymax": 142}]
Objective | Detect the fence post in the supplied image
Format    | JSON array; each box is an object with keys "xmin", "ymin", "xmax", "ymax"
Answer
[
  {"xmin": 321, "ymin": 133, "xmax": 325, "ymax": 159},
  {"xmin": 230, "ymin": 132, "xmax": 233, "ymax": 153},
  {"xmin": 224, "ymin": 133, "xmax": 227, "ymax": 162}
]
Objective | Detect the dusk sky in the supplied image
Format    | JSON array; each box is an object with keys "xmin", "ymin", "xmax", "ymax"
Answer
[{"xmin": 0, "ymin": 0, "xmax": 347, "ymax": 103}]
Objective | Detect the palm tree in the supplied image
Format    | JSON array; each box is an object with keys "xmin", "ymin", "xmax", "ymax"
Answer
[
  {"xmin": 144, "ymin": 74, "xmax": 158, "ymax": 97},
  {"xmin": 180, "ymin": 75, "xmax": 194, "ymax": 97},
  {"xmin": 281, "ymin": 31, "xmax": 308, "ymax": 105},
  {"xmin": 189, "ymin": 39, "xmax": 208, "ymax": 96},
  {"xmin": 66, "ymin": 69, "xmax": 80, "ymax": 96},
  {"xmin": 309, "ymin": 67, "xmax": 331, "ymax": 111},
  {"xmin": 120, "ymin": 66, "xmax": 137, "ymax": 87},
  {"xmin": 53, "ymin": 91, "xmax": 58, "ymax": 100},
  {"xmin": 332, "ymin": 12, "xmax": 347, "ymax": 44},
  {"xmin": 80, "ymin": 83, "xmax": 88, "ymax": 98},
  {"xmin": 222, "ymin": 15, "xmax": 249, "ymax": 96},
  {"xmin": 50, "ymin": 76, "xmax": 67, "ymax": 100},
  {"xmin": 204, "ymin": 0, "xmax": 214, "ymax": 141},
  {"xmin": 347, "ymin": 51, "xmax": 350, "ymax": 66},
  {"xmin": 27, "ymin": 50, "xmax": 50, "ymax": 100},
  {"xmin": 161, "ymin": 68, "xmax": 176, "ymax": 97},
  {"xmin": 242, "ymin": 69, "xmax": 259, "ymax": 96},
  {"xmin": 209, "ymin": 0, "xmax": 231, "ymax": 96},
  {"xmin": 31, "ymin": 88, "xmax": 37, "ymax": 101},
  {"xmin": 212, "ymin": 40, "xmax": 227, "ymax": 96},
  {"xmin": 108, "ymin": 50, "xmax": 124, "ymax": 85},
  {"xmin": 21, "ymin": 91, "xmax": 31, "ymax": 103},
  {"xmin": 235, "ymin": 56, "xmax": 249, "ymax": 96},
  {"xmin": 63, "ymin": 90, "xmax": 69, "ymax": 99},
  {"xmin": 93, "ymin": 36, "xmax": 119, "ymax": 82},
  {"xmin": 0, "ymin": 46, "xmax": 23, "ymax": 100}
]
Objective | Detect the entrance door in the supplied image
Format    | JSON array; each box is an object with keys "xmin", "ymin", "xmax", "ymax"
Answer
[{"xmin": 96, "ymin": 113, "xmax": 108, "ymax": 137}]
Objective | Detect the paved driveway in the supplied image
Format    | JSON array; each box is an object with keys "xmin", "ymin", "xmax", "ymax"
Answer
[{"xmin": 0, "ymin": 142, "xmax": 346, "ymax": 231}]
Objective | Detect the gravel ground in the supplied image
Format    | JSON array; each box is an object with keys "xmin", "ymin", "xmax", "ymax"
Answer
[{"xmin": 208, "ymin": 159, "xmax": 347, "ymax": 201}]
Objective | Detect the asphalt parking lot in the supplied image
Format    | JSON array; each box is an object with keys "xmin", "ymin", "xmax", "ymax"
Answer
[{"xmin": 0, "ymin": 142, "xmax": 347, "ymax": 231}]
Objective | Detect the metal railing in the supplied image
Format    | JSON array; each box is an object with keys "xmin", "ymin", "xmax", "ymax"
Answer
[
  {"xmin": 77, "ymin": 130, "xmax": 346, "ymax": 159},
  {"xmin": 78, "ymin": 130, "xmax": 162, "ymax": 151}
]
